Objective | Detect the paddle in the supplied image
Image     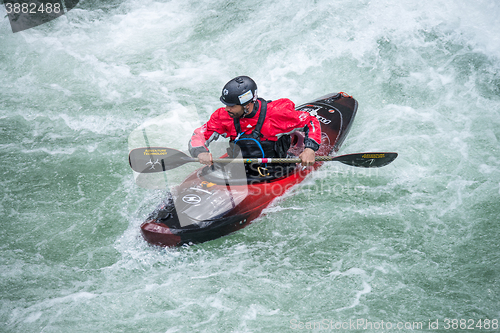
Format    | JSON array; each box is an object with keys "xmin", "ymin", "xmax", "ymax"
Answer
[{"xmin": 129, "ymin": 147, "xmax": 398, "ymax": 173}]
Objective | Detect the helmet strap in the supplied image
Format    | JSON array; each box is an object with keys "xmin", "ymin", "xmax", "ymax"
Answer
[{"xmin": 242, "ymin": 103, "xmax": 253, "ymax": 117}]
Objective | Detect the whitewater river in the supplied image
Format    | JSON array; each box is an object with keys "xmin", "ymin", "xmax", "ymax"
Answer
[{"xmin": 1, "ymin": 0, "xmax": 499, "ymax": 332}]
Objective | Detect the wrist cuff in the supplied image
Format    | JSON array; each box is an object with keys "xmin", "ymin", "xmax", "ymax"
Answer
[
  {"xmin": 304, "ymin": 138, "xmax": 320, "ymax": 151},
  {"xmin": 189, "ymin": 146, "xmax": 209, "ymax": 158}
]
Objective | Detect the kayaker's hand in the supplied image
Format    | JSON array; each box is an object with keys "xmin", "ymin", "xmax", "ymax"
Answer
[
  {"xmin": 299, "ymin": 148, "xmax": 316, "ymax": 166},
  {"xmin": 198, "ymin": 152, "xmax": 213, "ymax": 166}
]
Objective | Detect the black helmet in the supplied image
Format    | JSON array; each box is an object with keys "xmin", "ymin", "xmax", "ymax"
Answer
[{"xmin": 220, "ymin": 76, "xmax": 258, "ymax": 106}]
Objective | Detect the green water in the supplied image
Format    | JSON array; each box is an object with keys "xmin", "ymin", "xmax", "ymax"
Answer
[{"xmin": 1, "ymin": 0, "xmax": 499, "ymax": 332}]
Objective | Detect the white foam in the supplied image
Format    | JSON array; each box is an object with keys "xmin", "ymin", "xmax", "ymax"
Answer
[{"xmin": 2, "ymin": 0, "xmax": 500, "ymax": 331}]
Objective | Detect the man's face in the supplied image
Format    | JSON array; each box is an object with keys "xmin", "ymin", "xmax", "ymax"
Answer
[{"xmin": 225, "ymin": 104, "xmax": 245, "ymax": 118}]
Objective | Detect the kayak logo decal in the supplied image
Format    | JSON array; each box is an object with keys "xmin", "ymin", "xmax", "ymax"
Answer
[
  {"xmin": 316, "ymin": 115, "xmax": 331, "ymax": 125},
  {"xmin": 201, "ymin": 181, "xmax": 216, "ymax": 188},
  {"xmin": 301, "ymin": 105, "xmax": 331, "ymax": 125},
  {"xmin": 182, "ymin": 194, "xmax": 202, "ymax": 204}
]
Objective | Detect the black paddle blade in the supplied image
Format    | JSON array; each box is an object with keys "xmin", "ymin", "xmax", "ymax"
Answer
[
  {"xmin": 335, "ymin": 152, "xmax": 398, "ymax": 168},
  {"xmin": 129, "ymin": 147, "xmax": 194, "ymax": 173}
]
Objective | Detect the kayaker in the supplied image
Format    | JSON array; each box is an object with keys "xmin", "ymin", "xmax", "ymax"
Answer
[{"xmin": 188, "ymin": 76, "xmax": 321, "ymax": 176}]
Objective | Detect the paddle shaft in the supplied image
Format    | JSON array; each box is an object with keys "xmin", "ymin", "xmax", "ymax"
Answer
[
  {"xmin": 128, "ymin": 147, "xmax": 397, "ymax": 173},
  {"xmin": 199, "ymin": 156, "xmax": 359, "ymax": 164}
]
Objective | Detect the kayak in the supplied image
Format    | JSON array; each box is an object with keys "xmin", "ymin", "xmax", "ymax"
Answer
[{"xmin": 140, "ymin": 92, "xmax": 358, "ymax": 247}]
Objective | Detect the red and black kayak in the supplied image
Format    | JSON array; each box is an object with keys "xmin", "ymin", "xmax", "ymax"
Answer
[{"xmin": 136, "ymin": 92, "xmax": 360, "ymax": 246}]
